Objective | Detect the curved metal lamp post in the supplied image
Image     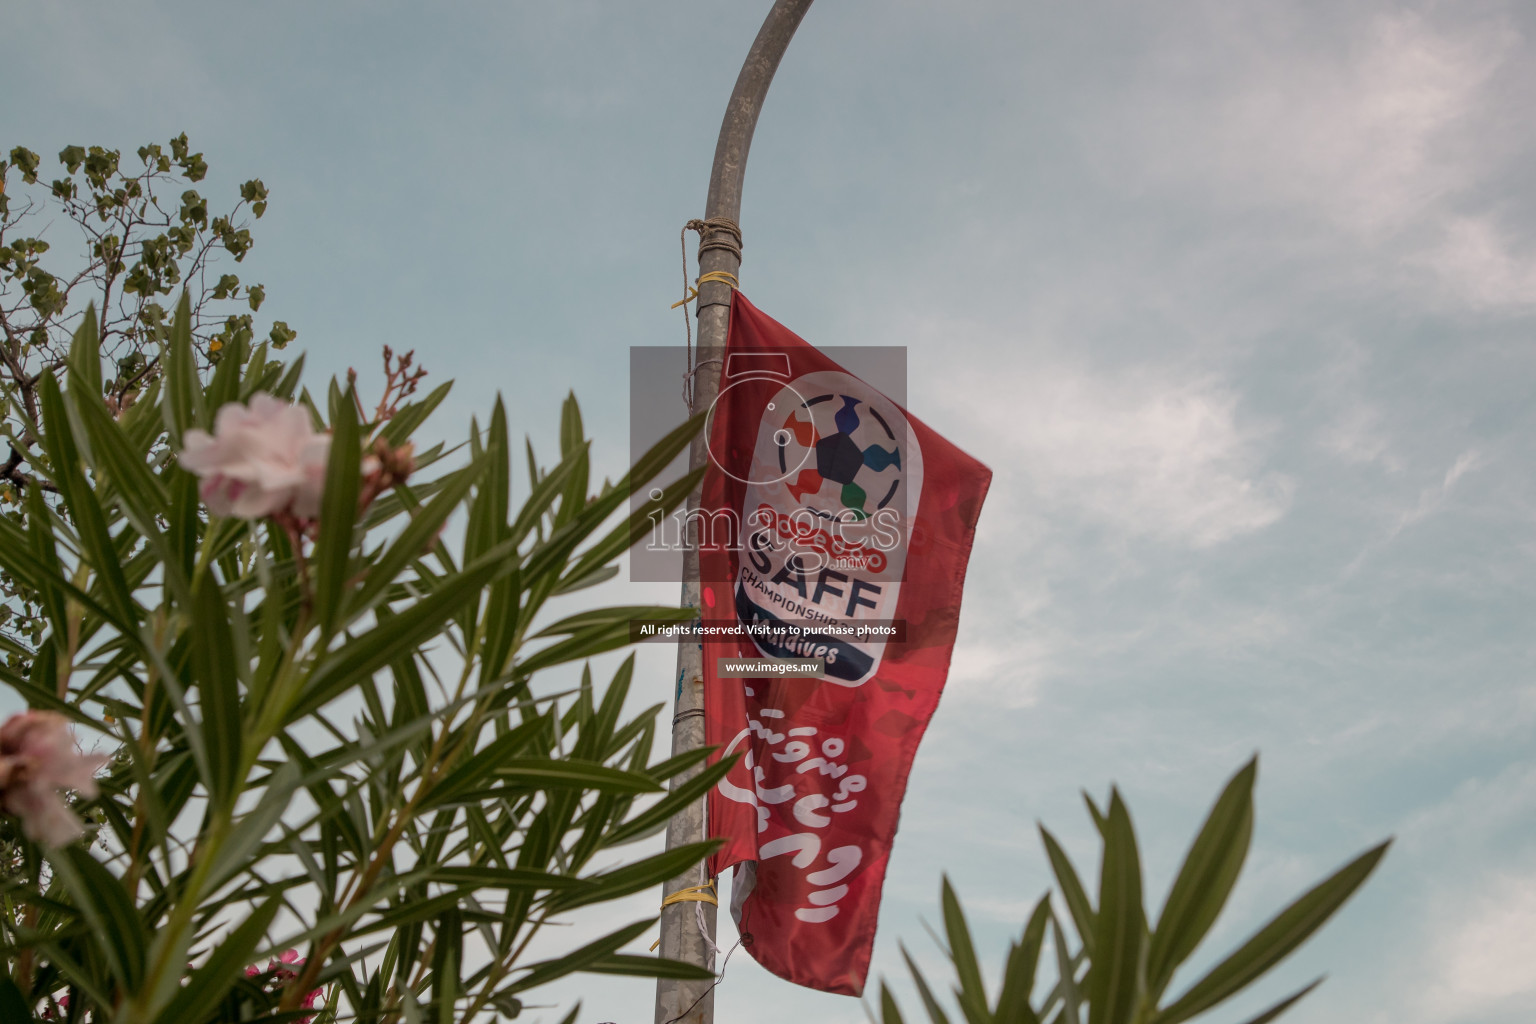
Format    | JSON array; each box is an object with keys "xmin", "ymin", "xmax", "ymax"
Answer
[{"xmin": 655, "ymin": 2, "xmax": 815, "ymax": 1022}]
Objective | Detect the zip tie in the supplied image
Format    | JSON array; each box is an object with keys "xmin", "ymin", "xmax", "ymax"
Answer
[
  {"xmin": 650, "ymin": 880, "xmax": 720, "ymax": 951},
  {"xmin": 679, "ymin": 217, "xmax": 743, "ymax": 411},
  {"xmin": 670, "ymin": 271, "xmax": 742, "ymax": 309}
]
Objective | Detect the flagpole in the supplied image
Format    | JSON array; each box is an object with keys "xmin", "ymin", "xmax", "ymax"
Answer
[{"xmin": 655, "ymin": 2, "xmax": 815, "ymax": 1022}]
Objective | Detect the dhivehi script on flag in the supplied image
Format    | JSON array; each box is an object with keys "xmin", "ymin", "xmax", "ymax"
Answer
[{"xmin": 699, "ymin": 293, "xmax": 991, "ymax": 996}]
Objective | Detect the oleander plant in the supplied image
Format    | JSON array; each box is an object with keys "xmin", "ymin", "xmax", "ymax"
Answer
[
  {"xmin": 875, "ymin": 759, "xmax": 1388, "ymax": 1024},
  {"xmin": 0, "ymin": 294, "xmax": 726, "ymax": 1023}
]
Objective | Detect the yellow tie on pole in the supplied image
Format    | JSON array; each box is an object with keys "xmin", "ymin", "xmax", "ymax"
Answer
[{"xmin": 651, "ymin": 880, "xmax": 719, "ymax": 950}]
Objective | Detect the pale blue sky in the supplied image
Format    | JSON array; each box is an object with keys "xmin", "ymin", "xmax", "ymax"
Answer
[{"xmin": 5, "ymin": 2, "xmax": 1535, "ymax": 1022}]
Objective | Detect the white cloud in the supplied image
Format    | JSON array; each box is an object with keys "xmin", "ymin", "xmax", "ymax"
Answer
[
  {"xmin": 1090, "ymin": 7, "xmax": 1529, "ymax": 310},
  {"xmin": 1426, "ymin": 869, "xmax": 1536, "ymax": 1017},
  {"xmin": 1417, "ymin": 215, "xmax": 1536, "ymax": 311},
  {"xmin": 1113, "ymin": 11, "xmax": 1509, "ymax": 229},
  {"xmin": 944, "ymin": 357, "xmax": 1292, "ymax": 549}
]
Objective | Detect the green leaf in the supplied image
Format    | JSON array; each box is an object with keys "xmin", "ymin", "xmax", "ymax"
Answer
[
  {"xmin": 190, "ymin": 569, "xmax": 243, "ymax": 802},
  {"xmin": 0, "ymin": 976, "xmax": 28, "ymax": 1022},
  {"xmin": 619, "ymin": 409, "xmax": 707, "ymax": 501},
  {"xmin": 206, "ymin": 326, "xmax": 244, "ymax": 413},
  {"xmin": 899, "ymin": 943, "xmax": 953, "ymax": 1024},
  {"xmin": 555, "ymin": 392, "xmax": 589, "ymax": 527},
  {"xmin": 290, "ymin": 540, "xmax": 513, "ymax": 721},
  {"xmin": 432, "ymin": 906, "xmax": 462, "ymax": 1024},
  {"xmin": 495, "ymin": 757, "xmax": 661, "ymax": 790},
  {"xmin": 994, "ymin": 895, "xmax": 1050, "ymax": 1024},
  {"xmin": 1146, "ymin": 758, "xmax": 1256, "ymax": 998},
  {"xmin": 1084, "ymin": 791, "xmax": 1108, "ymax": 836},
  {"xmin": 52, "ymin": 846, "xmax": 148, "ymax": 994},
  {"xmin": 548, "ymin": 841, "xmax": 718, "ymax": 912},
  {"xmin": 1153, "ymin": 841, "xmax": 1390, "ymax": 1024},
  {"xmin": 603, "ymin": 754, "xmax": 735, "ymax": 847},
  {"xmin": 940, "ymin": 876, "xmax": 990, "ymax": 1024},
  {"xmin": 68, "ymin": 304, "xmax": 102, "ymax": 397},
  {"xmin": 203, "ymin": 761, "xmax": 301, "ymax": 894},
  {"xmin": 271, "ymin": 352, "xmax": 306, "ymax": 400},
  {"xmin": 505, "ymin": 919, "xmax": 653, "ymax": 993},
  {"xmin": 349, "ymin": 455, "xmax": 486, "ymax": 618},
  {"xmin": 38, "ymin": 373, "xmax": 137, "ymax": 629},
  {"xmin": 417, "ymin": 715, "xmax": 549, "ymax": 810},
  {"xmin": 881, "ymin": 981, "xmax": 908, "ymax": 1024},
  {"xmin": 161, "ymin": 291, "xmax": 203, "ymax": 445},
  {"xmin": 314, "ymin": 385, "xmax": 362, "ymax": 636},
  {"xmin": 1051, "ymin": 915, "xmax": 1083, "ymax": 1024},
  {"xmin": 582, "ymin": 953, "xmax": 717, "ymax": 981},
  {"xmin": 508, "ymin": 441, "xmax": 583, "ymax": 548},
  {"xmin": 552, "ymin": 562, "xmax": 619, "ymax": 595},
  {"xmin": 428, "ymin": 865, "xmax": 596, "ymax": 891},
  {"xmin": 557, "ymin": 465, "xmax": 704, "ymax": 588},
  {"xmin": 1040, "ymin": 825, "xmax": 1096, "ymax": 955},
  {"xmin": 1231, "ymin": 976, "xmax": 1324, "ymax": 1024},
  {"xmin": 151, "ymin": 897, "xmax": 280, "ymax": 1024},
  {"xmin": 71, "ymin": 374, "xmax": 173, "ymax": 526},
  {"xmin": 533, "ymin": 604, "xmax": 696, "ymax": 639},
  {"xmin": 1089, "ymin": 789, "xmax": 1145, "ymax": 1024},
  {"xmin": 379, "ymin": 380, "xmax": 452, "ymax": 446}
]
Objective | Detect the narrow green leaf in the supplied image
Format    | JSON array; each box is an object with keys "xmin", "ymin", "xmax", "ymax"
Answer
[
  {"xmin": 151, "ymin": 897, "xmax": 280, "ymax": 1024},
  {"xmin": 204, "ymin": 761, "xmax": 301, "ymax": 893},
  {"xmin": 314, "ymin": 385, "xmax": 361, "ymax": 636},
  {"xmin": 881, "ymin": 981, "xmax": 908, "ymax": 1024},
  {"xmin": 71, "ymin": 376, "xmax": 171, "ymax": 509},
  {"xmin": 994, "ymin": 895, "xmax": 1050, "ymax": 1024},
  {"xmin": 940, "ymin": 876, "xmax": 990, "ymax": 1024},
  {"xmin": 428, "ymin": 866, "xmax": 595, "ymax": 891},
  {"xmin": 190, "ymin": 570, "xmax": 243, "ymax": 802},
  {"xmin": 291, "ymin": 541, "xmax": 512, "ymax": 721},
  {"xmin": 548, "ymin": 841, "xmax": 718, "ymax": 912},
  {"xmin": 557, "ymin": 465, "xmax": 704, "ymax": 588},
  {"xmin": 379, "ymin": 380, "xmax": 452, "ymax": 446},
  {"xmin": 1084, "ymin": 791, "xmax": 1108, "ymax": 836},
  {"xmin": 205, "ymin": 330, "xmax": 244, "ymax": 413},
  {"xmin": 68, "ymin": 304, "xmax": 102, "ymax": 398},
  {"xmin": 418, "ymin": 715, "xmax": 550, "ymax": 810},
  {"xmin": 493, "ymin": 758, "xmax": 662, "ymax": 793},
  {"xmin": 508, "ymin": 445, "xmax": 584, "ymax": 548},
  {"xmin": 38, "ymin": 373, "xmax": 137, "ymax": 629},
  {"xmin": 1040, "ymin": 825, "xmax": 1096, "ymax": 955},
  {"xmin": 505, "ymin": 919, "xmax": 653, "ymax": 993},
  {"xmin": 533, "ymin": 604, "xmax": 696, "ymax": 639},
  {"xmin": 1146, "ymin": 758, "xmax": 1256, "ymax": 998},
  {"xmin": 1089, "ymin": 789, "xmax": 1145, "ymax": 1024},
  {"xmin": 603, "ymin": 755, "xmax": 735, "ymax": 847},
  {"xmin": 349, "ymin": 455, "xmax": 486, "ymax": 617},
  {"xmin": 620, "ymin": 409, "xmax": 706, "ymax": 500},
  {"xmin": 160, "ymin": 291, "xmax": 203, "ymax": 445},
  {"xmin": 1154, "ymin": 841, "xmax": 1390, "ymax": 1024},
  {"xmin": 899, "ymin": 943, "xmax": 953, "ymax": 1024},
  {"xmin": 0, "ymin": 976, "xmax": 28, "ymax": 1022},
  {"xmin": 52, "ymin": 846, "xmax": 148, "ymax": 994},
  {"xmin": 555, "ymin": 393, "xmax": 589, "ymax": 527},
  {"xmin": 272, "ymin": 352, "xmax": 306, "ymax": 400},
  {"xmin": 433, "ymin": 906, "xmax": 462, "ymax": 1024},
  {"xmin": 165, "ymin": 467, "xmax": 200, "ymax": 591},
  {"xmin": 1231, "ymin": 976, "xmax": 1324, "ymax": 1024},
  {"xmin": 582, "ymin": 953, "xmax": 717, "ymax": 981},
  {"xmin": 1051, "ymin": 915, "xmax": 1083, "ymax": 1024}
]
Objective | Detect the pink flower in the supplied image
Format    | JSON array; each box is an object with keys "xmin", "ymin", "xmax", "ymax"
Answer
[
  {"xmin": 246, "ymin": 950, "xmax": 322, "ymax": 1023},
  {"xmin": 179, "ymin": 394, "xmax": 331, "ymax": 520},
  {"xmin": 0, "ymin": 712, "xmax": 108, "ymax": 848}
]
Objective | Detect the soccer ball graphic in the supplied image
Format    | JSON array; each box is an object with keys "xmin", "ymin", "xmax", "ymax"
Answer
[{"xmin": 776, "ymin": 393, "xmax": 903, "ymax": 521}]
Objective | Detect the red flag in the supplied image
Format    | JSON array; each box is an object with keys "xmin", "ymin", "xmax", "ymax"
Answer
[{"xmin": 700, "ymin": 294, "xmax": 991, "ymax": 995}]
